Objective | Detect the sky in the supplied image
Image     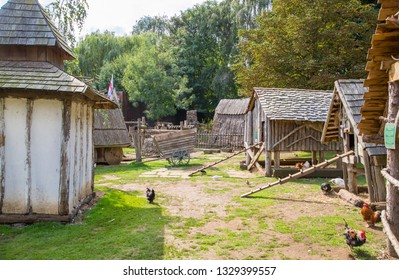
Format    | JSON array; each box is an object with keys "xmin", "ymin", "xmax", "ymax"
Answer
[{"xmin": 0, "ymin": 0, "xmax": 220, "ymax": 38}]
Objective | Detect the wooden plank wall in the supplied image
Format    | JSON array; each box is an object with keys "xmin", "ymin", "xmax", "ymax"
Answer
[{"xmin": 271, "ymin": 121, "xmax": 341, "ymax": 152}]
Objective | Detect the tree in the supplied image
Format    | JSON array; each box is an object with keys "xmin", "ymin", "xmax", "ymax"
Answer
[
  {"xmin": 132, "ymin": 15, "xmax": 170, "ymax": 37},
  {"xmin": 46, "ymin": 0, "xmax": 89, "ymax": 47},
  {"xmin": 74, "ymin": 31, "xmax": 138, "ymax": 79},
  {"xmin": 122, "ymin": 33, "xmax": 191, "ymax": 120},
  {"xmin": 233, "ymin": 0, "xmax": 377, "ymax": 96}
]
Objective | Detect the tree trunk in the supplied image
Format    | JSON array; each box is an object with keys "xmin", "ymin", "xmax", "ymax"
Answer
[{"xmin": 386, "ymin": 81, "xmax": 399, "ymax": 258}]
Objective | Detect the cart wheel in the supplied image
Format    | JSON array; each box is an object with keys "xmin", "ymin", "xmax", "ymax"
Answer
[{"xmin": 170, "ymin": 151, "xmax": 190, "ymax": 166}]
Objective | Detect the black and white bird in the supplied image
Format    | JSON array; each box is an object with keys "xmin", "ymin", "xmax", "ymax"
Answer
[
  {"xmin": 200, "ymin": 169, "xmax": 207, "ymax": 175},
  {"xmin": 320, "ymin": 182, "xmax": 332, "ymax": 195},
  {"xmin": 329, "ymin": 178, "xmax": 345, "ymax": 188},
  {"xmin": 146, "ymin": 188, "xmax": 155, "ymax": 204}
]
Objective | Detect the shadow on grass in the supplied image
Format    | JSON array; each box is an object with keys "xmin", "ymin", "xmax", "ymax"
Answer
[{"xmin": 0, "ymin": 189, "xmax": 167, "ymax": 260}]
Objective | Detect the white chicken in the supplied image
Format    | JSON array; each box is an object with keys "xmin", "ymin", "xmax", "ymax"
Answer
[{"xmin": 329, "ymin": 178, "xmax": 345, "ymax": 188}]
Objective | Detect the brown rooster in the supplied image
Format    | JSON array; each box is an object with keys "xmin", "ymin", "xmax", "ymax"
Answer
[{"xmin": 361, "ymin": 202, "xmax": 381, "ymax": 227}]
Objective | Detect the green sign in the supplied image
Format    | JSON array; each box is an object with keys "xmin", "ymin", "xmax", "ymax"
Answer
[{"xmin": 385, "ymin": 123, "xmax": 397, "ymax": 149}]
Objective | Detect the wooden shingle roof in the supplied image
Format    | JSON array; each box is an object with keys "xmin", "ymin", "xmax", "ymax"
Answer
[
  {"xmin": 253, "ymin": 88, "xmax": 333, "ymax": 122},
  {"xmin": 322, "ymin": 80, "xmax": 366, "ymax": 143},
  {"xmin": 215, "ymin": 98, "xmax": 250, "ymax": 115},
  {"xmin": 0, "ymin": 61, "xmax": 117, "ymax": 108},
  {"xmin": 0, "ymin": 0, "xmax": 74, "ymax": 59},
  {"xmin": 359, "ymin": 0, "xmax": 399, "ymax": 138},
  {"xmin": 321, "ymin": 80, "xmax": 386, "ymax": 155}
]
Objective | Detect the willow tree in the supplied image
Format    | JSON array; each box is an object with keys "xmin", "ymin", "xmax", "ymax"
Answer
[{"xmin": 233, "ymin": 0, "xmax": 377, "ymax": 96}]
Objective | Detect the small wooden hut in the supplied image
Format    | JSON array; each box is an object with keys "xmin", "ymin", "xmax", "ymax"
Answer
[
  {"xmin": 210, "ymin": 98, "xmax": 250, "ymax": 148},
  {"xmin": 321, "ymin": 80, "xmax": 386, "ymax": 202},
  {"xmin": 0, "ymin": 0, "xmax": 116, "ymax": 223},
  {"xmin": 94, "ymin": 108, "xmax": 131, "ymax": 165},
  {"xmin": 245, "ymin": 88, "xmax": 341, "ymax": 177}
]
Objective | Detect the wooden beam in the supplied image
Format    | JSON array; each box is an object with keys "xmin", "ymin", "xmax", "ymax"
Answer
[
  {"xmin": 389, "ymin": 62, "xmax": 399, "ymax": 82},
  {"xmin": 272, "ymin": 124, "xmax": 306, "ymax": 149},
  {"xmin": 188, "ymin": 143, "xmax": 262, "ymax": 176},
  {"xmin": 247, "ymin": 143, "xmax": 265, "ymax": 171},
  {"xmin": 241, "ymin": 150, "xmax": 355, "ymax": 198},
  {"xmin": 382, "ymin": 210, "xmax": 399, "ymax": 257},
  {"xmin": 362, "ymin": 134, "xmax": 385, "ymax": 144},
  {"xmin": 378, "ymin": 7, "xmax": 399, "ymax": 21}
]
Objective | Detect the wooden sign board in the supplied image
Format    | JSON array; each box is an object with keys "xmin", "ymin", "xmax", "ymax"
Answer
[{"xmin": 384, "ymin": 123, "xmax": 397, "ymax": 149}]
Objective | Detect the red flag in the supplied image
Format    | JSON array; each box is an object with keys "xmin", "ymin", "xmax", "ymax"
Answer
[{"xmin": 107, "ymin": 75, "xmax": 113, "ymax": 99}]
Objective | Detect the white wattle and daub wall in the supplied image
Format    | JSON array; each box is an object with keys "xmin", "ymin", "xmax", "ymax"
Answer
[{"xmin": 0, "ymin": 97, "xmax": 94, "ymax": 217}]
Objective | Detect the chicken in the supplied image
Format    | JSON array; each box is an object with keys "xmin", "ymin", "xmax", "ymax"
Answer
[
  {"xmin": 320, "ymin": 182, "xmax": 332, "ymax": 194},
  {"xmin": 343, "ymin": 219, "xmax": 366, "ymax": 250},
  {"xmin": 329, "ymin": 178, "xmax": 345, "ymax": 188},
  {"xmin": 361, "ymin": 202, "xmax": 381, "ymax": 227},
  {"xmin": 246, "ymin": 180, "xmax": 252, "ymax": 187},
  {"xmin": 295, "ymin": 162, "xmax": 304, "ymax": 169},
  {"xmin": 303, "ymin": 161, "xmax": 311, "ymax": 169},
  {"xmin": 146, "ymin": 188, "xmax": 155, "ymax": 204},
  {"xmin": 200, "ymin": 169, "xmax": 207, "ymax": 175}
]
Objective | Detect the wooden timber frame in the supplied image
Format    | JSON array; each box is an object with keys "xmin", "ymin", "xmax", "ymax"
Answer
[
  {"xmin": 244, "ymin": 88, "xmax": 342, "ymax": 177},
  {"xmin": 241, "ymin": 150, "xmax": 355, "ymax": 198},
  {"xmin": 359, "ymin": 0, "xmax": 399, "ymax": 258}
]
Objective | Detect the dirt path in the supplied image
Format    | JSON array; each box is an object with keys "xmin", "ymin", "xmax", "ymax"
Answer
[{"xmin": 107, "ymin": 153, "xmax": 390, "ymax": 260}]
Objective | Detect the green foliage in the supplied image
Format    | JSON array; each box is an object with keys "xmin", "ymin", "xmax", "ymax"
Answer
[
  {"xmin": 46, "ymin": 0, "xmax": 89, "ymax": 47},
  {"xmin": 122, "ymin": 33, "xmax": 192, "ymax": 120},
  {"xmin": 233, "ymin": 0, "xmax": 377, "ymax": 96}
]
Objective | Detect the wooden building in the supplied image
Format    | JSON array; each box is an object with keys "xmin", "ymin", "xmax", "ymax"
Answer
[
  {"xmin": 359, "ymin": 0, "xmax": 399, "ymax": 257},
  {"xmin": 321, "ymin": 80, "xmax": 386, "ymax": 201},
  {"xmin": 0, "ymin": 0, "xmax": 116, "ymax": 223},
  {"xmin": 94, "ymin": 108, "xmax": 131, "ymax": 165},
  {"xmin": 245, "ymin": 88, "xmax": 341, "ymax": 177},
  {"xmin": 210, "ymin": 98, "xmax": 250, "ymax": 148}
]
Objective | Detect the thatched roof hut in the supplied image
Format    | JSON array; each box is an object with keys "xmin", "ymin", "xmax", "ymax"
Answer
[
  {"xmin": 212, "ymin": 98, "xmax": 250, "ymax": 135},
  {"xmin": 206, "ymin": 98, "xmax": 249, "ymax": 149},
  {"xmin": 93, "ymin": 108, "xmax": 131, "ymax": 165}
]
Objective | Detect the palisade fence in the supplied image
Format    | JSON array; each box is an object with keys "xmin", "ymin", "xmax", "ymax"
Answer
[{"xmin": 196, "ymin": 129, "xmax": 244, "ymax": 150}]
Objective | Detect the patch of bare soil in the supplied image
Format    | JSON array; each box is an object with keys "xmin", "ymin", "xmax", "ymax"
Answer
[{"xmin": 104, "ymin": 161, "xmax": 390, "ymax": 260}]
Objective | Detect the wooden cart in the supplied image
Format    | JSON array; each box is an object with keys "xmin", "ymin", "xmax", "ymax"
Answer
[{"xmin": 152, "ymin": 128, "xmax": 197, "ymax": 166}]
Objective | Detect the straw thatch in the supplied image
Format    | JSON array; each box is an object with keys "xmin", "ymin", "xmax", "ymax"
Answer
[{"xmin": 94, "ymin": 109, "xmax": 131, "ymax": 148}]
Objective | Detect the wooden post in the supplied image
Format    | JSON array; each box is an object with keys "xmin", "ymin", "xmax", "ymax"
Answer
[
  {"xmin": 265, "ymin": 117, "xmax": 272, "ymax": 177},
  {"xmin": 319, "ymin": 151, "xmax": 324, "ymax": 163},
  {"xmin": 362, "ymin": 149, "xmax": 376, "ymax": 203},
  {"xmin": 385, "ymin": 81, "xmax": 399, "ymax": 258},
  {"xmin": 135, "ymin": 118, "xmax": 142, "ymax": 163},
  {"xmin": 274, "ymin": 151, "xmax": 280, "ymax": 168},
  {"xmin": 246, "ymin": 111, "xmax": 253, "ymax": 167},
  {"xmin": 312, "ymin": 151, "xmax": 317, "ymax": 165}
]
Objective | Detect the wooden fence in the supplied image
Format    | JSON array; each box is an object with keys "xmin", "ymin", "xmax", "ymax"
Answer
[{"xmin": 196, "ymin": 130, "xmax": 244, "ymax": 150}]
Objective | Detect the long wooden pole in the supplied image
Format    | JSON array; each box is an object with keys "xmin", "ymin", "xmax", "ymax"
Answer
[
  {"xmin": 188, "ymin": 143, "xmax": 262, "ymax": 177},
  {"xmin": 241, "ymin": 150, "xmax": 354, "ymax": 198}
]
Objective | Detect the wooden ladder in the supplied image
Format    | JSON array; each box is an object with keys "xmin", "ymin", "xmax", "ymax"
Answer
[{"xmin": 241, "ymin": 150, "xmax": 354, "ymax": 198}]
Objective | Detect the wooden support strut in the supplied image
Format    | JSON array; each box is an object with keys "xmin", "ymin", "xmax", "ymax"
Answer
[
  {"xmin": 188, "ymin": 143, "xmax": 263, "ymax": 177},
  {"xmin": 240, "ymin": 150, "xmax": 355, "ymax": 198},
  {"xmin": 381, "ymin": 210, "xmax": 399, "ymax": 257}
]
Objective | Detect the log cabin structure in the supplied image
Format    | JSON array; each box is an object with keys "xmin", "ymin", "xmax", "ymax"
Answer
[
  {"xmin": 94, "ymin": 108, "xmax": 131, "ymax": 165},
  {"xmin": 358, "ymin": 0, "xmax": 399, "ymax": 258},
  {"xmin": 245, "ymin": 88, "xmax": 341, "ymax": 177},
  {"xmin": 210, "ymin": 98, "xmax": 250, "ymax": 148},
  {"xmin": 0, "ymin": 0, "xmax": 116, "ymax": 223},
  {"xmin": 321, "ymin": 80, "xmax": 386, "ymax": 201}
]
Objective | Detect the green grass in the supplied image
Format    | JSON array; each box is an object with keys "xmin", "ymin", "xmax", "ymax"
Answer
[
  {"xmin": 0, "ymin": 188, "xmax": 167, "ymax": 260},
  {"xmin": 0, "ymin": 150, "xmax": 388, "ymax": 260}
]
